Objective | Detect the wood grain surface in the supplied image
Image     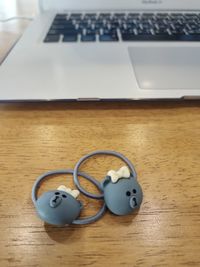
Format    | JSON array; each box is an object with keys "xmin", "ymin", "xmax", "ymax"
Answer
[{"xmin": 0, "ymin": 1, "xmax": 200, "ymax": 267}]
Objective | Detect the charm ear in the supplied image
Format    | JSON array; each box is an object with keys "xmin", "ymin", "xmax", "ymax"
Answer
[
  {"xmin": 107, "ymin": 166, "xmax": 130, "ymax": 183},
  {"xmin": 71, "ymin": 190, "xmax": 80, "ymax": 199},
  {"xmin": 57, "ymin": 185, "xmax": 80, "ymax": 199},
  {"xmin": 57, "ymin": 185, "xmax": 69, "ymax": 192},
  {"xmin": 101, "ymin": 176, "xmax": 111, "ymax": 188}
]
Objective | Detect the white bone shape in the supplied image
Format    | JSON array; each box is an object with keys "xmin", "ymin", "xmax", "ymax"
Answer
[
  {"xmin": 107, "ymin": 166, "xmax": 130, "ymax": 183},
  {"xmin": 57, "ymin": 185, "xmax": 80, "ymax": 199}
]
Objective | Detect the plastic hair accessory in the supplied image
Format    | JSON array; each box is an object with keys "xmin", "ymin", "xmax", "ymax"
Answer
[
  {"xmin": 73, "ymin": 150, "xmax": 143, "ymax": 215},
  {"xmin": 32, "ymin": 150, "xmax": 143, "ymax": 226},
  {"xmin": 32, "ymin": 169, "xmax": 106, "ymax": 226},
  {"xmin": 102, "ymin": 166, "xmax": 143, "ymax": 215}
]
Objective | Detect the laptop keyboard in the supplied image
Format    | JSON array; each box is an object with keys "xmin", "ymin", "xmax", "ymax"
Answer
[{"xmin": 44, "ymin": 13, "xmax": 200, "ymax": 42}]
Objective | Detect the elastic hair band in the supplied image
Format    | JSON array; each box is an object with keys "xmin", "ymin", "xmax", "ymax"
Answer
[{"xmin": 73, "ymin": 150, "xmax": 137, "ymax": 200}]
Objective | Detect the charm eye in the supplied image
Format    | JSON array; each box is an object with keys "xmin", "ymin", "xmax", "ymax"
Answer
[
  {"xmin": 133, "ymin": 189, "xmax": 137, "ymax": 194},
  {"xmin": 62, "ymin": 194, "xmax": 67, "ymax": 198},
  {"xmin": 55, "ymin": 192, "xmax": 60, "ymax": 195},
  {"xmin": 126, "ymin": 191, "xmax": 131, "ymax": 196}
]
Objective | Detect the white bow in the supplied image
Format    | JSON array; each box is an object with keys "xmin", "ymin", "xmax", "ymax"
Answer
[
  {"xmin": 57, "ymin": 185, "xmax": 80, "ymax": 199},
  {"xmin": 107, "ymin": 166, "xmax": 130, "ymax": 183}
]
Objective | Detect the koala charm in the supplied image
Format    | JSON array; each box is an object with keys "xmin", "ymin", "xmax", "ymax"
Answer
[
  {"xmin": 35, "ymin": 186, "xmax": 82, "ymax": 226},
  {"xmin": 102, "ymin": 166, "xmax": 143, "ymax": 216}
]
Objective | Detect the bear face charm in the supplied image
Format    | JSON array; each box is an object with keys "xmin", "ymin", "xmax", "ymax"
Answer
[
  {"xmin": 35, "ymin": 187, "xmax": 82, "ymax": 226},
  {"xmin": 102, "ymin": 166, "xmax": 143, "ymax": 216}
]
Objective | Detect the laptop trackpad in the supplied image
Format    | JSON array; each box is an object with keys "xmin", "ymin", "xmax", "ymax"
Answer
[{"xmin": 128, "ymin": 46, "xmax": 200, "ymax": 90}]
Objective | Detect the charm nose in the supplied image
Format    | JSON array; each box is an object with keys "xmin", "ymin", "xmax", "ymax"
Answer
[
  {"xmin": 130, "ymin": 196, "xmax": 137, "ymax": 209},
  {"xmin": 50, "ymin": 195, "xmax": 62, "ymax": 208}
]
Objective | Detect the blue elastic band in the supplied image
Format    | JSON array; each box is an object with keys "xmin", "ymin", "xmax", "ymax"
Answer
[{"xmin": 73, "ymin": 150, "xmax": 137, "ymax": 200}]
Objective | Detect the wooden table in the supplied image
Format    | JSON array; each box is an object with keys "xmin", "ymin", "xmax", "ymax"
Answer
[{"xmin": 0, "ymin": 1, "xmax": 200, "ymax": 266}]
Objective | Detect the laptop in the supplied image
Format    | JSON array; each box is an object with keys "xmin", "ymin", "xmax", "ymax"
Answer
[{"xmin": 0, "ymin": 0, "xmax": 200, "ymax": 101}]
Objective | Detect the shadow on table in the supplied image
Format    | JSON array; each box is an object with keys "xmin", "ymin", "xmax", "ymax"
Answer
[
  {"xmin": 44, "ymin": 208, "xmax": 140, "ymax": 243},
  {"xmin": 103, "ymin": 208, "xmax": 140, "ymax": 226},
  {"xmin": 44, "ymin": 223, "xmax": 84, "ymax": 243},
  {"xmin": 0, "ymin": 100, "xmax": 199, "ymax": 112}
]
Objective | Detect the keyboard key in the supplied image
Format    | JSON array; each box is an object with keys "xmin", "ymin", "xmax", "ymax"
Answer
[
  {"xmin": 113, "ymin": 13, "xmax": 126, "ymax": 18},
  {"xmin": 137, "ymin": 29, "xmax": 153, "ymax": 35},
  {"xmin": 44, "ymin": 35, "xmax": 60, "ymax": 42},
  {"xmin": 81, "ymin": 34, "xmax": 96, "ymax": 42},
  {"xmin": 63, "ymin": 34, "xmax": 78, "ymax": 42},
  {"xmin": 184, "ymin": 13, "xmax": 198, "ymax": 18},
  {"xmin": 141, "ymin": 13, "xmax": 154, "ymax": 18},
  {"xmin": 84, "ymin": 13, "xmax": 97, "ymax": 19},
  {"xmin": 48, "ymin": 30, "xmax": 59, "ymax": 35},
  {"xmin": 99, "ymin": 13, "xmax": 111, "ymax": 18},
  {"xmin": 170, "ymin": 13, "xmax": 184, "ymax": 18},
  {"xmin": 85, "ymin": 29, "xmax": 96, "ymax": 35},
  {"xmin": 122, "ymin": 34, "xmax": 163, "ymax": 41},
  {"xmin": 122, "ymin": 33, "xmax": 200, "ymax": 41},
  {"xmin": 99, "ymin": 32, "xmax": 119, "ymax": 41},
  {"xmin": 127, "ymin": 13, "xmax": 140, "ymax": 18},
  {"xmin": 69, "ymin": 13, "xmax": 82, "ymax": 19},
  {"xmin": 55, "ymin": 14, "xmax": 68, "ymax": 20},
  {"xmin": 51, "ymin": 26, "xmax": 77, "ymax": 33},
  {"xmin": 156, "ymin": 13, "xmax": 168, "ymax": 17}
]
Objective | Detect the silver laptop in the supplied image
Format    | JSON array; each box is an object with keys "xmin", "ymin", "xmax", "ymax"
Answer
[{"xmin": 0, "ymin": 0, "xmax": 200, "ymax": 101}]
